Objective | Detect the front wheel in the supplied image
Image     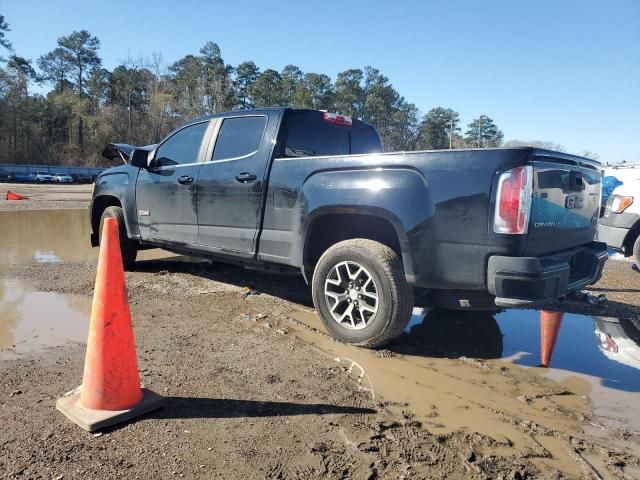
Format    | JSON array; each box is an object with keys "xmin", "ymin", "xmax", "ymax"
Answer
[
  {"xmin": 633, "ymin": 234, "xmax": 640, "ymax": 267},
  {"xmin": 311, "ymin": 239, "xmax": 414, "ymax": 348},
  {"xmin": 99, "ymin": 206, "xmax": 138, "ymax": 270}
]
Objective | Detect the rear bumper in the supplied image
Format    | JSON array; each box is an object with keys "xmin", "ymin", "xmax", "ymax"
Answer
[{"xmin": 487, "ymin": 242, "xmax": 608, "ymax": 307}]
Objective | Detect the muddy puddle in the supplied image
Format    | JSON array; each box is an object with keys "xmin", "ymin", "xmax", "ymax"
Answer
[
  {"xmin": 0, "ymin": 279, "xmax": 92, "ymax": 360},
  {"xmin": 288, "ymin": 306, "xmax": 640, "ymax": 473},
  {"xmin": 0, "ymin": 209, "xmax": 96, "ymax": 266},
  {"xmin": 0, "ymin": 209, "xmax": 177, "ymax": 358},
  {"xmin": 496, "ymin": 309, "xmax": 640, "ymax": 432}
]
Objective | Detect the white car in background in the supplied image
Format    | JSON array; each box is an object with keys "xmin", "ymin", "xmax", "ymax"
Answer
[
  {"xmin": 598, "ymin": 167, "xmax": 640, "ymax": 265},
  {"xmin": 53, "ymin": 173, "xmax": 73, "ymax": 183},
  {"xmin": 594, "ymin": 316, "xmax": 640, "ymax": 370},
  {"xmin": 34, "ymin": 171, "xmax": 54, "ymax": 183}
]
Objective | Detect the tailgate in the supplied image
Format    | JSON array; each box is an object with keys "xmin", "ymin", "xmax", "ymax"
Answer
[{"xmin": 524, "ymin": 158, "xmax": 601, "ymax": 255}]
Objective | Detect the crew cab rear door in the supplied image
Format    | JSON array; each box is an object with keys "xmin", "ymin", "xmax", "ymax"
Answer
[
  {"xmin": 196, "ymin": 111, "xmax": 280, "ymax": 256},
  {"xmin": 524, "ymin": 153, "xmax": 602, "ymax": 255}
]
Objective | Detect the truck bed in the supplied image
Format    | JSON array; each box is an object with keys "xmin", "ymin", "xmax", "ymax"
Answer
[{"xmin": 260, "ymin": 147, "xmax": 602, "ymax": 293}]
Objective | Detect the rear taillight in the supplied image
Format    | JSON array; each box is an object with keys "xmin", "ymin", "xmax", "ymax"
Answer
[
  {"xmin": 323, "ymin": 112, "xmax": 352, "ymax": 126},
  {"xmin": 494, "ymin": 165, "xmax": 533, "ymax": 234},
  {"xmin": 610, "ymin": 195, "xmax": 634, "ymax": 214}
]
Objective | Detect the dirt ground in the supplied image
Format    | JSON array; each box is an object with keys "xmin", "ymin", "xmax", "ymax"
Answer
[
  {"xmin": 1, "ymin": 185, "xmax": 640, "ymax": 479},
  {"xmin": 1, "ymin": 182, "xmax": 92, "ymax": 211}
]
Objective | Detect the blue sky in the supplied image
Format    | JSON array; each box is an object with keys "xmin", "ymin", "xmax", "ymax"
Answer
[{"xmin": 3, "ymin": 0, "xmax": 638, "ymax": 163}]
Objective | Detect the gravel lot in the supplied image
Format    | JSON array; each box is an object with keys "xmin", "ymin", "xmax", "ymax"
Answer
[{"xmin": 1, "ymin": 182, "xmax": 92, "ymax": 211}]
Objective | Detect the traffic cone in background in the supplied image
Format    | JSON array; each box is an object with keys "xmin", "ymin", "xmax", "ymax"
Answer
[
  {"xmin": 540, "ymin": 310, "xmax": 564, "ymax": 367},
  {"xmin": 56, "ymin": 217, "xmax": 163, "ymax": 431},
  {"xmin": 5, "ymin": 191, "xmax": 29, "ymax": 200}
]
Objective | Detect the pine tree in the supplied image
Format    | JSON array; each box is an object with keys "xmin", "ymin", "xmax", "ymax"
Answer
[
  {"xmin": 418, "ymin": 107, "xmax": 460, "ymax": 149},
  {"xmin": 334, "ymin": 69, "xmax": 364, "ymax": 117},
  {"xmin": 465, "ymin": 115, "xmax": 503, "ymax": 148},
  {"xmin": 38, "ymin": 30, "xmax": 101, "ymax": 155},
  {"xmin": 251, "ymin": 69, "xmax": 283, "ymax": 107},
  {"xmin": 0, "ymin": 14, "xmax": 12, "ymax": 56},
  {"xmin": 234, "ymin": 61, "xmax": 259, "ymax": 109}
]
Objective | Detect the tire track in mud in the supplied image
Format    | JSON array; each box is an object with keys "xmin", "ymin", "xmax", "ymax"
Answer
[{"xmin": 286, "ymin": 308, "xmax": 640, "ymax": 479}]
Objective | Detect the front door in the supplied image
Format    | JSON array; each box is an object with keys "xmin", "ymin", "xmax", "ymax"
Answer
[
  {"xmin": 196, "ymin": 113, "xmax": 279, "ymax": 256},
  {"xmin": 136, "ymin": 120, "xmax": 211, "ymax": 244}
]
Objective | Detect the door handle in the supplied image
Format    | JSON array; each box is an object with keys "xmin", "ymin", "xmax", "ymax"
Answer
[
  {"xmin": 235, "ymin": 172, "xmax": 257, "ymax": 183},
  {"xmin": 177, "ymin": 175, "xmax": 194, "ymax": 185}
]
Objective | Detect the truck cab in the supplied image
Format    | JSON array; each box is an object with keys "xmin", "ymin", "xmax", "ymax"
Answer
[{"xmin": 93, "ymin": 109, "xmax": 382, "ymax": 254}]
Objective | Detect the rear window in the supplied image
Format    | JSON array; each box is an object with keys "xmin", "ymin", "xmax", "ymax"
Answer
[
  {"xmin": 278, "ymin": 111, "xmax": 382, "ymax": 158},
  {"xmin": 213, "ymin": 116, "xmax": 267, "ymax": 161},
  {"xmin": 352, "ymin": 124, "xmax": 384, "ymax": 154}
]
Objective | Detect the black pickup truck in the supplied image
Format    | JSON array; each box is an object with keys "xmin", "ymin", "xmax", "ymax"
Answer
[{"xmin": 92, "ymin": 108, "xmax": 607, "ymax": 347}]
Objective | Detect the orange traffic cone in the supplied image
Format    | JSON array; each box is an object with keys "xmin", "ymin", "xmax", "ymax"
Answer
[
  {"xmin": 6, "ymin": 191, "xmax": 29, "ymax": 200},
  {"xmin": 540, "ymin": 310, "xmax": 563, "ymax": 367},
  {"xmin": 56, "ymin": 217, "xmax": 163, "ymax": 431}
]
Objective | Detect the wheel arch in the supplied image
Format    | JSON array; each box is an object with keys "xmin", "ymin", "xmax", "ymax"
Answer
[
  {"xmin": 623, "ymin": 219, "xmax": 640, "ymax": 256},
  {"xmin": 301, "ymin": 207, "xmax": 414, "ymax": 283},
  {"xmin": 91, "ymin": 195, "xmax": 124, "ymax": 242}
]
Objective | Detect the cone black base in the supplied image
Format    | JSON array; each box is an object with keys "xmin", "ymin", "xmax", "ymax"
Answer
[{"xmin": 56, "ymin": 387, "xmax": 164, "ymax": 432}]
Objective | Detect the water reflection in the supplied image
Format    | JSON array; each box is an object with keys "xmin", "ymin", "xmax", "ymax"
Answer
[
  {"xmin": 0, "ymin": 278, "xmax": 91, "ymax": 359},
  {"xmin": 402, "ymin": 309, "xmax": 503, "ymax": 359},
  {"xmin": 0, "ymin": 209, "xmax": 96, "ymax": 266},
  {"xmin": 594, "ymin": 316, "xmax": 640, "ymax": 369},
  {"xmin": 402, "ymin": 308, "xmax": 640, "ymax": 393},
  {"xmin": 0, "ymin": 209, "xmax": 183, "ymax": 357},
  {"xmin": 0, "ymin": 210, "xmax": 95, "ymax": 357}
]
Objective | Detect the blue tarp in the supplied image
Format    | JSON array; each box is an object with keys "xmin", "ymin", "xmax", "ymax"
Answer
[{"xmin": 602, "ymin": 176, "xmax": 623, "ymax": 205}]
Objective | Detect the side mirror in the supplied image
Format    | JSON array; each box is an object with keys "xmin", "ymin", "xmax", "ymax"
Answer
[{"xmin": 130, "ymin": 149, "xmax": 150, "ymax": 169}]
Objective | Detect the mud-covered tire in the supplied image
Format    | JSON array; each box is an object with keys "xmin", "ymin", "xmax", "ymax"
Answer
[
  {"xmin": 311, "ymin": 239, "xmax": 414, "ymax": 348},
  {"xmin": 99, "ymin": 206, "xmax": 138, "ymax": 270}
]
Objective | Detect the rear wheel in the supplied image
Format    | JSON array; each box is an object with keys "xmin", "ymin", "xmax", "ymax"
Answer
[
  {"xmin": 633, "ymin": 234, "xmax": 640, "ymax": 267},
  {"xmin": 99, "ymin": 206, "xmax": 138, "ymax": 270},
  {"xmin": 311, "ymin": 239, "xmax": 414, "ymax": 348}
]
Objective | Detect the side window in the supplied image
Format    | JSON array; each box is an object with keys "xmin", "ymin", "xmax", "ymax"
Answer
[
  {"xmin": 281, "ymin": 115, "xmax": 350, "ymax": 158},
  {"xmin": 155, "ymin": 122, "xmax": 209, "ymax": 168},
  {"xmin": 212, "ymin": 116, "xmax": 267, "ymax": 161}
]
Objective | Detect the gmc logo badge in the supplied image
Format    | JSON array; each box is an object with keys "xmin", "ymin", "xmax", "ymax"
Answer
[{"xmin": 565, "ymin": 195, "xmax": 584, "ymax": 209}]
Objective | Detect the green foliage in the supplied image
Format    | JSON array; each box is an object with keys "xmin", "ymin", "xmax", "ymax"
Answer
[
  {"xmin": 292, "ymin": 73, "xmax": 333, "ymax": 110},
  {"xmin": 251, "ymin": 69, "xmax": 283, "ymax": 107},
  {"xmin": 35, "ymin": 30, "xmax": 101, "ymax": 154},
  {"xmin": 281, "ymin": 64, "xmax": 302, "ymax": 106},
  {"xmin": 37, "ymin": 48, "xmax": 71, "ymax": 91},
  {"xmin": 0, "ymin": 14, "xmax": 12, "ymax": 56},
  {"xmin": 418, "ymin": 107, "xmax": 460, "ymax": 150},
  {"xmin": 55, "ymin": 30, "xmax": 101, "ymax": 95},
  {"xmin": 465, "ymin": 115, "xmax": 504, "ymax": 148},
  {"xmin": 199, "ymin": 42, "xmax": 235, "ymax": 114},
  {"xmin": 234, "ymin": 61, "xmax": 259, "ymax": 109},
  {"xmin": 334, "ymin": 69, "xmax": 364, "ymax": 117},
  {"xmin": 385, "ymin": 101, "xmax": 420, "ymax": 151}
]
